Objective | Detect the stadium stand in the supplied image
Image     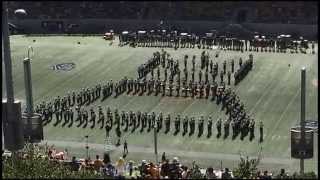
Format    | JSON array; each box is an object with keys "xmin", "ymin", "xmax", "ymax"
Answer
[{"xmin": 7, "ymin": 1, "xmax": 317, "ymax": 24}]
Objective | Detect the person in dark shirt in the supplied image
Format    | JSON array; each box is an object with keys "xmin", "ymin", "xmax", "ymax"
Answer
[
  {"xmin": 161, "ymin": 152, "xmax": 166, "ymax": 162},
  {"xmin": 221, "ymin": 168, "xmax": 231, "ymax": 179},
  {"xmin": 124, "ymin": 140, "xmax": 128, "ymax": 154},
  {"xmin": 277, "ymin": 168, "xmax": 289, "ymax": 179},
  {"xmin": 160, "ymin": 159, "xmax": 170, "ymax": 177},
  {"xmin": 70, "ymin": 156, "xmax": 80, "ymax": 171},
  {"xmin": 260, "ymin": 170, "xmax": 272, "ymax": 179}
]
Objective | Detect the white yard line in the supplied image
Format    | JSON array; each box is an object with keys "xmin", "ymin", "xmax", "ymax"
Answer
[
  {"xmin": 265, "ymin": 88, "xmax": 301, "ymax": 142},
  {"xmin": 248, "ymin": 79, "xmax": 276, "ymax": 114}
]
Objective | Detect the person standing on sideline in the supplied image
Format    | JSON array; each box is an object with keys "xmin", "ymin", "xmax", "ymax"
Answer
[
  {"xmin": 259, "ymin": 121, "xmax": 264, "ymax": 143},
  {"xmin": 124, "ymin": 140, "xmax": 128, "ymax": 154}
]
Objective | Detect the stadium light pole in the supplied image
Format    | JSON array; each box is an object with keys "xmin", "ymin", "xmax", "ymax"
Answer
[
  {"xmin": 24, "ymin": 46, "xmax": 34, "ymax": 116},
  {"xmin": 2, "ymin": 1, "xmax": 15, "ymax": 103},
  {"xmin": 300, "ymin": 67, "xmax": 306, "ymax": 175},
  {"xmin": 22, "ymin": 45, "xmax": 43, "ymax": 143},
  {"xmin": 2, "ymin": 1, "xmax": 25, "ymax": 151}
]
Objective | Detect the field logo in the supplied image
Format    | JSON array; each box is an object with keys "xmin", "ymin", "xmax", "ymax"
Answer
[{"xmin": 51, "ymin": 63, "xmax": 76, "ymax": 71}]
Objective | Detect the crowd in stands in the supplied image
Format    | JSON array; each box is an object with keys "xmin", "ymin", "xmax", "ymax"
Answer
[
  {"xmin": 47, "ymin": 147, "xmax": 244, "ymax": 179},
  {"xmin": 7, "ymin": 1, "xmax": 317, "ymax": 24},
  {"xmin": 3, "ymin": 143, "xmax": 318, "ymax": 179},
  {"xmin": 2, "ymin": 144, "xmax": 295, "ymax": 179}
]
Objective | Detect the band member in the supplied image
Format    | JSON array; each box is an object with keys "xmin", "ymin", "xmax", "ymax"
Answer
[{"xmin": 227, "ymin": 71, "xmax": 231, "ymax": 85}]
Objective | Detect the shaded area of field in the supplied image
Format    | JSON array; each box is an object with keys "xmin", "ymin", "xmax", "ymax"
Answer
[{"xmin": 3, "ymin": 35, "xmax": 318, "ymax": 174}]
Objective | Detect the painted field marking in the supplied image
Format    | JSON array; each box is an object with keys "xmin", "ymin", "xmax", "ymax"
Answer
[
  {"xmin": 246, "ymin": 60, "xmax": 296, "ymax": 116},
  {"xmin": 265, "ymin": 88, "xmax": 300, "ymax": 143},
  {"xmin": 248, "ymin": 77, "xmax": 278, "ymax": 114}
]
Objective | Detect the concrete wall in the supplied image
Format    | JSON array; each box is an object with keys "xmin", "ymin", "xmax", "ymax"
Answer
[{"xmin": 9, "ymin": 19, "xmax": 317, "ymax": 40}]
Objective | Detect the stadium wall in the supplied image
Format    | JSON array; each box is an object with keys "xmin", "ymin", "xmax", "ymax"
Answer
[{"xmin": 9, "ymin": 19, "xmax": 318, "ymax": 39}]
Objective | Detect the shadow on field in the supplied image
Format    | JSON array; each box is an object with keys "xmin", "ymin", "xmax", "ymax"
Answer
[
  {"xmin": 249, "ymin": 131, "xmax": 255, "ymax": 141},
  {"xmin": 232, "ymin": 131, "xmax": 240, "ymax": 140},
  {"xmin": 223, "ymin": 130, "xmax": 229, "ymax": 139},
  {"xmin": 207, "ymin": 131, "xmax": 212, "ymax": 138},
  {"xmin": 68, "ymin": 120, "xmax": 73, "ymax": 128},
  {"xmin": 182, "ymin": 130, "xmax": 187, "ymax": 136},
  {"xmin": 240, "ymin": 129, "xmax": 249, "ymax": 141},
  {"xmin": 53, "ymin": 119, "xmax": 61, "ymax": 127},
  {"xmin": 101, "ymin": 96, "xmax": 109, "ymax": 102},
  {"xmin": 76, "ymin": 119, "xmax": 84, "ymax": 128},
  {"xmin": 216, "ymin": 132, "xmax": 221, "ymax": 138},
  {"xmin": 116, "ymin": 127, "xmax": 122, "ymax": 137},
  {"xmin": 99, "ymin": 122, "xmax": 104, "ymax": 129},
  {"xmin": 43, "ymin": 119, "xmax": 51, "ymax": 126},
  {"xmin": 124, "ymin": 126, "xmax": 128, "ymax": 132},
  {"xmin": 61, "ymin": 119, "xmax": 68, "ymax": 127},
  {"xmin": 131, "ymin": 126, "xmax": 136, "ymax": 133},
  {"xmin": 189, "ymin": 129, "xmax": 194, "ymax": 137},
  {"xmin": 82, "ymin": 120, "xmax": 88, "ymax": 128},
  {"xmin": 173, "ymin": 129, "xmax": 180, "ymax": 136},
  {"xmin": 90, "ymin": 120, "xmax": 95, "ymax": 129}
]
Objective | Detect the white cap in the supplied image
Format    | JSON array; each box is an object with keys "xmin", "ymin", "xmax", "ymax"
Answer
[{"xmin": 173, "ymin": 157, "xmax": 179, "ymax": 162}]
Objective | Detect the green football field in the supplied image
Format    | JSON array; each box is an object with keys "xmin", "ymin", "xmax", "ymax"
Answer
[{"xmin": 3, "ymin": 35, "xmax": 318, "ymax": 174}]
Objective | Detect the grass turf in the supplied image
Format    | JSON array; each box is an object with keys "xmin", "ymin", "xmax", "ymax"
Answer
[{"xmin": 3, "ymin": 35, "xmax": 318, "ymax": 174}]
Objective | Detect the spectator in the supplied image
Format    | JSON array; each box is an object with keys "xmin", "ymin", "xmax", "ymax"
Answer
[
  {"xmin": 181, "ymin": 166, "xmax": 189, "ymax": 179},
  {"xmin": 205, "ymin": 166, "xmax": 217, "ymax": 179},
  {"xmin": 260, "ymin": 170, "xmax": 272, "ymax": 179},
  {"xmin": 256, "ymin": 170, "xmax": 262, "ymax": 178},
  {"xmin": 161, "ymin": 152, "xmax": 166, "ymax": 162},
  {"xmin": 160, "ymin": 159, "xmax": 170, "ymax": 177},
  {"xmin": 102, "ymin": 159, "xmax": 115, "ymax": 178},
  {"xmin": 221, "ymin": 168, "xmax": 231, "ymax": 179},
  {"xmin": 277, "ymin": 168, "xmax": 289, "ymax": 179},
  {"xmin": 79, "ymin": 159, "xmax": 86, "ymax": 171},
  {"xmin": 70, "ymin": 156, "xmax": 80, "ymax": 171},
  {"xmin": 81, "ymin": 159, "xmax": 92, "ymax": 171},
  {"xmin": 132, "ymin": 167, "xmax": 140, "ymax": 178},
  {"xmin": 93, "ymin": 155, "xmax": 104, "ymax": 172},
  {"xmin": 54, "ymin": 150, "xmax": 65, "ymax": 160},
  {"xmin": 64, "ymin": 148, "xmax": 69, "ymax": 160},
  {"xmin": 190, "ymin": 163, "xmax": 203, "ymax": 179},
  {"xmin": 169, "ymin": 157, "xmax": 182, "ymax": 179},
  {"xmin": 139, "ymin": 160, "xmax": 148, "ymax": 178},
  {"xmin": 148, "ymin": 162, "xmax": 160, "ymax": 179},
  {"xmin": 115, "ymin": 156, "xmax": 126, "ymax": 178},
  {"xmin": 48, "ymin": 149, "xmax": 54, "ymax": 159},
  {"xmin": 126, "ymin": 160, "xmax": 134, "ymax": 176}
]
